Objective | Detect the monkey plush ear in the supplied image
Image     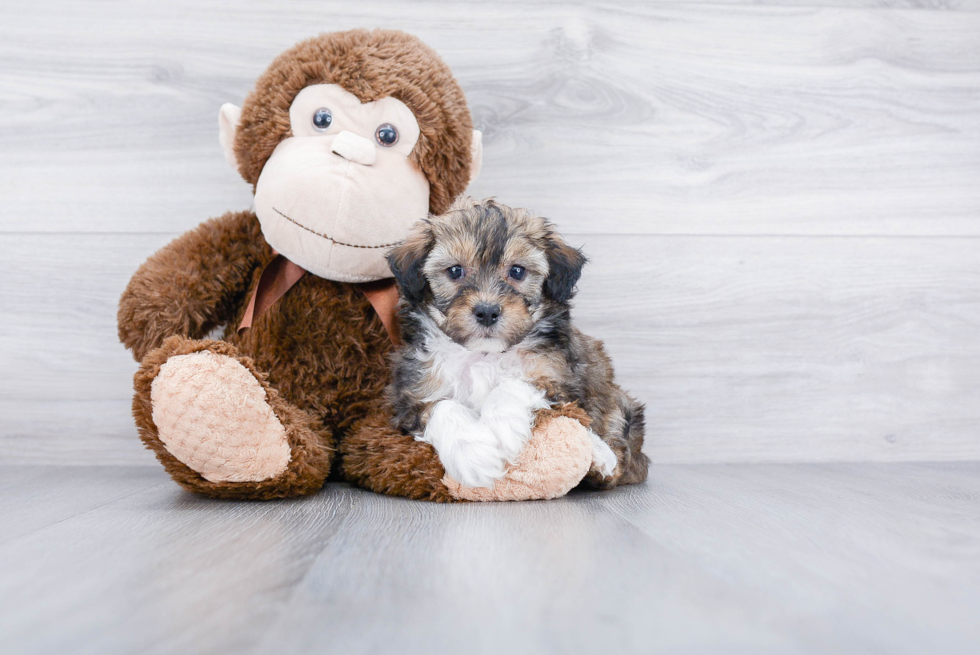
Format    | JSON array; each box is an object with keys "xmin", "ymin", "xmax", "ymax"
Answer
[
  {"xmin": 544, "ymin": 238, "xmax": 588, "ymax": 305},
  {"xmin": 218, "ymin": 103, "xmax": 242, "ymax": 171},
  {"xmin": 468, "ymin": 130, "xmax": 483, "ymax": 186},
  {"xmin": 387, "ymin": 228, "xmax": 433, "ymax": 305}
]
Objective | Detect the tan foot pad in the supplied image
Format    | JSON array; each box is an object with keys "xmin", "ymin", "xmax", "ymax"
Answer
[{"xmin": 150, "ymin": 351, "xmax": 291, "ymax": 483}]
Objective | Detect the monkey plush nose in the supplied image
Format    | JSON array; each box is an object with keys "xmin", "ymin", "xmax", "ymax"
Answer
[
  {"xmin": 331, "ymin": 131, "xmax": 377, "ymax": 166},
  {"xmin": 473, "ymin": 303, "xmax": 501, "ymax": 327}
]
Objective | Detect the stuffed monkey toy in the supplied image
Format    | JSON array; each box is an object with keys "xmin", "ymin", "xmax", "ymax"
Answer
[{"xmin": 118, "ymin": 30, "xmax": 597, "ymax": 501}]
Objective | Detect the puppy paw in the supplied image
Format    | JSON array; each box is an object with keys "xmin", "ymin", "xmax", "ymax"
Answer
[
  {"xmin": 588, "ymin": 430, "xmax": 618, "ymax": 479},
  {"xmin": 478, "ymin": 378, "xmax": 549, "ymax": 463},
  {"xmin": 422, "ymin": 400, "xmax": 508, "ymax": 488}
]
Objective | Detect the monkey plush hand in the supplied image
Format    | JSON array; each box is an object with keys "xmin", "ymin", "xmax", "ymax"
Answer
[{"xmin": 117, "ymin": 30, "xmax": 614, "ymax": 502}]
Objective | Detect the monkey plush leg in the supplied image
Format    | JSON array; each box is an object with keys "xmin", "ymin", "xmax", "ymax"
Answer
[
  {"xmin": 133, "ymin": 336, "xmax": 333, "ymax": 499},
  {"xmin": 341, "ymin": 410, "xmax": 457, "ymax": 502},
  {"xmin": 444, "ymin": 403, "xmax": 594, "ymax": 502}
]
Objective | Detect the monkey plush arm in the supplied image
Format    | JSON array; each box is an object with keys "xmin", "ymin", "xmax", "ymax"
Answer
[{"xmin": 118, "ymin": 210, "xmax": 269, "ymax": 361}]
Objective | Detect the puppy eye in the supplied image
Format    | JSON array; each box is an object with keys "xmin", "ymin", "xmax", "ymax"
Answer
[
  {"xmin": 312, "ymin": 108, "xmax": 333, "ymax": 131},
  {"xmin": 508, "ymin": 265, "xmax": 526, "ymax": 281},
  {"xmin": 376, "ymin": 123, "xmax": 399, "ymax": 147},
  {"xmin": 447, "ymin": 265, "xmax": 464, "ymax": 280}
]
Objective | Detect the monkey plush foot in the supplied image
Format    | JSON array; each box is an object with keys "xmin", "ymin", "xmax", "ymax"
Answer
[
  {"xmin": 133, "ymin": 336, "xmax": 333, "ymax": 499},
  {"xmin": 151, "ymin": 350, "xmax": 290, "ymax": 482},
  {"xmin": 443, "ymin": 405, "xmax": 594, "ymax": 502}
]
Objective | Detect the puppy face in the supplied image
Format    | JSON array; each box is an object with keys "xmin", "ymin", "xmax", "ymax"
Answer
[{"xmin": 388, "ymin": 198, "xmax": 586, "ymax": 352}]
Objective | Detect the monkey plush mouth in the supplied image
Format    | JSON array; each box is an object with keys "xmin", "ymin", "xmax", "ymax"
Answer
[{"xmin": 273, "ymin": 207, "xmax": 402, "ymax": 250}]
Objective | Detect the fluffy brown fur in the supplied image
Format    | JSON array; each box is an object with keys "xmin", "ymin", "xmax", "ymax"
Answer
[
  {"xmin": 341, "ymin": 406, "xmax": 456, "ymax": 502},
  {"xmin": 119, "ymin": 30, "xmax": 476, "ymax": 500},
  {"xmin": 235, "ymin": 29, "xmax": 473, "ymax": 215},
  {"xmin": 386, "ymin": 199, "xmax": 649, "ymax": 489}
]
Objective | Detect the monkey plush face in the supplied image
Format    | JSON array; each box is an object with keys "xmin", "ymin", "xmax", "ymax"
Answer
[
  {"xmin": 216, "ymin": 30, "xmax": 482, "ymax": 283},
  {"xmin": 251, "ymin": 84, "xmax": 430, "ymax": 282}
]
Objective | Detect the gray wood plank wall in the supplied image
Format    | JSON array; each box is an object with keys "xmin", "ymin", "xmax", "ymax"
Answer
[{"xmin": 1, "ymin": 0, "xmax": 978, "ymax": 465}]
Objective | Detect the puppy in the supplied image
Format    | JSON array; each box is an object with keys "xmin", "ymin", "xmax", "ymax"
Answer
[{"xmin": 386, "ymin": 197, "xmax": 649, "ymax": 489}]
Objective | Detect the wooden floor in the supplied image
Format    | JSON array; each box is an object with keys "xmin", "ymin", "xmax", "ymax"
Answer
[{"xmin": 1, "ymin": 463, "xmax": 978, "ymax": 654}]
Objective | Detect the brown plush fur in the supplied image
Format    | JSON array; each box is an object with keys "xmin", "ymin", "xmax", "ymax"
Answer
[
  {"xmin": 119, "ymin": 30, "xmax": 478, "ymax": 501},
  {"xmin": 118, "ymin": 210, "xmax": 267, "ymax": 361},
  {"xmin": 341, "ymin": 405, "xmax": 457, "ymax": 502},
  {"xmin": 235, "ymin": 29, "xmax": 474, "ymax": 215}
]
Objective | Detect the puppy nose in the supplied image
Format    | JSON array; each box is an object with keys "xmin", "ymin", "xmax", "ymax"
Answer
[
  {"xmin": 473, "ymin": 303, "xmax": 501, "ymax": 327},
  {"xmin": 331, "ymin": 130, "xmax": 377, "ymax": 166}
]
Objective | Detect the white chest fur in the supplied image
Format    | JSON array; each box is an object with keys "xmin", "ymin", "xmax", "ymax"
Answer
[
  {"xmin": 415, "ymin": 330, "xmax": 550, "ymax": 488},
  {"xmin": 421, "ymin": 335, "xmax": 536, "ymax": 412}
]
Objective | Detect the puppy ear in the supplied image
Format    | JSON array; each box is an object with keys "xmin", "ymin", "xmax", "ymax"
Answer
[
  {"xmin": 544, "ymin": 236, "xmax": 587, "ymax": 304},
  {"xmin": 387, "ymin": 226, "xmax": 432, "ymax": 305}
]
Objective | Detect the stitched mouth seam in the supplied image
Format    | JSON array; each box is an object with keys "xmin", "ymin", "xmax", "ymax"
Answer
[{"xmin": 273, "ymin": 207, "xmax": 403, "ymax": 249}]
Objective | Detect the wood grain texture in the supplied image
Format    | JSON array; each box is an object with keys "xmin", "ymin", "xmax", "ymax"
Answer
[
  {"xmin": 0, "ymin": 466, "xmax": 168, "ymax": 545},
  {"xmin": 577, "ymin": 234, "xmax": 980, "ymax": 462},
  {"xmin": 1, "ymin": 463, "xmax": 978, "ymax": 654},
  {"xmin": 1, "ymin": 1, "xmax": 978, "ymax": 236},
  {"xmin": 2, "ymin": 233, "xmax": 978, "ymax": 465},
  {"xmin": 0, "ymin": 466, "xmax": 356, "ymax": 655}
]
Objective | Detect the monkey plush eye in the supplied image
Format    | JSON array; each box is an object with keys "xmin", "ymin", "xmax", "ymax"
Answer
[
  {"xmin": 376, "ymin": 123, "xmax": 399, "ymax": 147},
  {"xmin": 447, "ymin": 265, "xmax": 464, "ymax": 280},
  {"xmin": 312, "ymin": 108, "xmax": 333, "ymax": 131},
  {"xmin": 508, "ymin": 265, "xmax": 527, "ymax": 281}
]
